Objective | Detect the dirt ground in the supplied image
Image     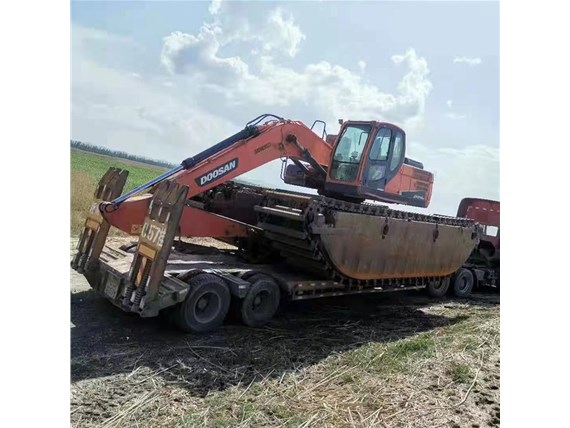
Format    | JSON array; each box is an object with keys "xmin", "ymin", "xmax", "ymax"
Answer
[{"xmin": 70, "ymin": 239, "xmax": 500, "ymax": 428}]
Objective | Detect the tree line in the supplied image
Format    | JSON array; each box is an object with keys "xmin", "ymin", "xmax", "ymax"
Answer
[{"xmin": 71, "ymin": 140, "xmax": 177, "ymax": 169}]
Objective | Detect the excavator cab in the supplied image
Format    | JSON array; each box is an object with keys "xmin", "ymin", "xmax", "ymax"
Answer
[{"xmin": 323, "ymin": 121, "xmax": 433, "ymax": 207}]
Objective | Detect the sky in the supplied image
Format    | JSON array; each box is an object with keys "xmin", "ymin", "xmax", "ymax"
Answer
[{"xmin": 71, "ymin": 0, "xmax": 499, "ymax": 216}]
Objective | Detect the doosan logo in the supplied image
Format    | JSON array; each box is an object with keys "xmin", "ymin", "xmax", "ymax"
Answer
[{"xmin": 196, "ymin": 158, "xmax": 239, "ymax": 187}]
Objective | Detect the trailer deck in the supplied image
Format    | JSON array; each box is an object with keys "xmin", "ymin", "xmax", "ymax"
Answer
[{"xmin": 88, "ymin": 239, "xmax": 428, "ymax": 318}]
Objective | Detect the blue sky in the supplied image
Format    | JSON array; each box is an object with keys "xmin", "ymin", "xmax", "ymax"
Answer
[{"xmin": 71, "ymin": 0, "xmax": 499, "ymax": 216}]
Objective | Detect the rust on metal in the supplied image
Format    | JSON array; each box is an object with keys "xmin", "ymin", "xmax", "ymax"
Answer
[
  {"xmin": 316, "ymin": 210, "xmax": 476, "ymax": 279},
  {"xmin": 123, "ymin": 180, "xmax": 189, "ymax": 312},
  {"xmin": 198, "ymin": 182, "xmax": 479, "ymax": 289},
  {"xmin": 199, "ymin": 182, "xmax": 479, "ymax": 286}
]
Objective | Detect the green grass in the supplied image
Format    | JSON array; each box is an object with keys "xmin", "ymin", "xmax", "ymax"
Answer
[
  {"xmin": 71, "ymin": 149, "xmax": 166, "ymax": 193},
  {"xmin": 449, "ymin": 362, "xmax": 472, "ymax": 384},
  {"xmin": 70, "ymin": 150, "xmax": 167, "ymax": 234},
  {"xmin": 344, "ymin": 333, "xmax": 436, "ymax": 375}
]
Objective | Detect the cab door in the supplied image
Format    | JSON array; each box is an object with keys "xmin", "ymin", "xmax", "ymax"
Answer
[{"xmin": 362, "ymin": 126, "xmax": 405, "ymax": 191}]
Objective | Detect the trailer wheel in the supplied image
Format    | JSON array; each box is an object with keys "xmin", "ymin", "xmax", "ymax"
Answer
[
  {"xmin": 240, "ymin": 274, "xmax": 280, "ymax": 328},
  {"xmin": 174, "ymin": 273, "xmax": 230, "ymax": 333},
  {"xmin": 426, "ymin": 277, "xmax": 450, "ymax": 298},
  {"xmin": 452, "ymin": 269, "xmax": 474, "ymax": 298}
]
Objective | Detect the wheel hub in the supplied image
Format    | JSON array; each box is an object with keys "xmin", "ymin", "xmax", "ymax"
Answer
[
  {"xmin": 197, "ymin": 297, "xmax": 208, "ymax": 311},
  {"xmin": 192, "ymin": 291, "xmax": 222, "ymax": 324},
  {"xmin": 251, "ymin": 290, "xmax": 270, "ymax": 311}
]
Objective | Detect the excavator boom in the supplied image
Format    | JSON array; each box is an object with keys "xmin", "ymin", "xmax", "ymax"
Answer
[
  {"xmin": 100, "ymin": 115, "xmax": 433, "ymax": 236},
  {"xmin": 101, "ymin": 117, "xmax": 333, "ymax": 235}
]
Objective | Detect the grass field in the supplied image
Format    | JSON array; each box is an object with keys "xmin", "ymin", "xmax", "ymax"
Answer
[{"xmin": 70, "ymin": 149, "xmax": 166, "ymax": 234}]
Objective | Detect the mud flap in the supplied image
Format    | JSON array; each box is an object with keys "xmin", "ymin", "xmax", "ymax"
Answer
[
  {"xmin": 121, "ymin": 180, "xmax": 189, "ymax": 314},
  {"xmin": 71, "ymin": 167, "xmax": 128, "ymax": 275}
]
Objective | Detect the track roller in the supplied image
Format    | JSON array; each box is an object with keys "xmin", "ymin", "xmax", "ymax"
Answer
[
  {"xmin": 239, "ymin": 274, "xmax": 281, "ymax": 328},
  {"xmin": 174, "ymin": 273, "xmax": 231, "ymax": 333}
]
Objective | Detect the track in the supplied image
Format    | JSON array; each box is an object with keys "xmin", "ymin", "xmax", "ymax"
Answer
[{"xmin": 204, "ymin": 183, "xmax": 480, "ymax": 296}]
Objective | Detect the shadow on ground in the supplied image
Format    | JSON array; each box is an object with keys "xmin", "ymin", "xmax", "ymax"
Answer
[{"xmin": 71, "ymin": 287, "xmax": 498, "ymax": 397}]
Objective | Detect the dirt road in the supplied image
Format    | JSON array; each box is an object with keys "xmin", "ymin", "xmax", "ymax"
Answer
[{"xmin": 70, "ymin": 242, "xmax": 499, "ymax": 427}]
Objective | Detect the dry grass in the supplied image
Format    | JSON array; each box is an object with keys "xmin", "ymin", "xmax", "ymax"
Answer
[
  {"xmin": 71, "ymin": 290, "xmax": 500, "ymax": 428},
  {"xmin": 70, "ymin": 171, "xmax": 95, "ymax": 235},
  {"xmin": 178, "ymin": 308, "xmax": 499, "ymax": 428}
]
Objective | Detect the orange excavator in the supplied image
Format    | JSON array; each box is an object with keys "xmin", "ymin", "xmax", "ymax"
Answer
[
  {"xmin": 72, "ymin": 114, "xmax": 479, "ymax": 332},
  {"xmin": 99, "ymin": 114, "xmax": 433, "ymax": 237}
]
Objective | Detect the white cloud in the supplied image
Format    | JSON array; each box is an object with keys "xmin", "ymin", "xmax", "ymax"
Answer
[
  {"xmin": 159, "ymin": 5, "xmax": 433, "ymax": 129},
  {"xmin": 161, "ymin": 26, "xmax": 249, "ymax": 80},
  {"xmin": 72, "ymin": 25, "xmax": 240, "ymax": 163},
  {"xmin": 162, "ymin": 22, "xmax": 433, "ymax": 129},
  {"xmin": 446, "ymin": 112, "xmax": 467, "ymax": 120},
  {"xmin": 263, "ymin": 7, "xmax": 305, "ymax": 57},
  {"xmin": 358, "ymin": 60, "xmax": 366, "ymax": 72},
  {"xmin": 446, "ymin": 99, "xmax": 453, "ymax": 108},
  {"xmin": 202, "ymin": 2, "xmax": 306, "ymax": 58},
  {"xmin": 391, "ymin": 49, "xmax": 433, "ymax": 124},
  {"xmin": 453, "ymin": 56, "xmax": 482, "ymax": 66},
  {"xmin": 248, "ymin": 50, "xmax": 431, "ymax": 129},
  {"xmin": 208, "ymin": 0, "xmax": 222, "ymax": 15}
]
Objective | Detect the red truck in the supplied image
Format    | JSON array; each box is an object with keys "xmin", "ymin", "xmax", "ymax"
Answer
[{"xmin": 450, "ymin": 198, "xmax": 500, "ymax": 297}]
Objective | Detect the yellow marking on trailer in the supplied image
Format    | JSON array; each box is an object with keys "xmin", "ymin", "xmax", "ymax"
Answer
[
  {"xmin": 136, "ymin": 257, "xmax": 147, "ymax": 286},
  {"xmin": 84, "ymin": 218, "xmax": 100, "ymax": 231},
  {"xmin": 138, "ymin": 243, "xmax": 157, "ymax": 261}
]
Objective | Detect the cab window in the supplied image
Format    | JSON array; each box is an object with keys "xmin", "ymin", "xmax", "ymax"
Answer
[
  {"xmin": 369, "ymin": 128, "xmax": 392, "ymax": 161},
  {"xmin": 389, "ymin": 131, "xmax": 404, "ymax": 171},
  {"xmin": 330, "ymin": 124, "xmax": 371, "ymax": 181}
]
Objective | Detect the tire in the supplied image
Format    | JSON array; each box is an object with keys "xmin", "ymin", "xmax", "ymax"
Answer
[
  {"xmin": 239, "ymin": 274, "xmax": 281, "ymax": 328},
  {"xmin": 224, "ymin": 271, "xmax": 261, "ymax": 323},
  {"xmin": 426, "ymin": 277, "xmax": 450, "ymax": 298},
  {"xmin": 174, "ymin": 273, "xmax": 231, "ymax": 333},
  {"xmin": 452, "ymin": 268, "xmax": 474, "ymax": 298}
]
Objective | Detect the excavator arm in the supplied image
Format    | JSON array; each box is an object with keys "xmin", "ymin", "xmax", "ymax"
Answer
[{"xmin": 101, "ymin": 116, "xmax": 333, "ymax": 236}]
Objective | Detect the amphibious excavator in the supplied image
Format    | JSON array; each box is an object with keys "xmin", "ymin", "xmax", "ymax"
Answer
[{"xmin": 71, "ymin": 114, "xmax": 480, "ymax": 332}]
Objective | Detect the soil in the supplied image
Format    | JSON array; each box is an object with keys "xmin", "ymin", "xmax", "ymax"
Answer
[{"xmin": 70, "ymin": 238, "xmax": 500, "ymax": 427}]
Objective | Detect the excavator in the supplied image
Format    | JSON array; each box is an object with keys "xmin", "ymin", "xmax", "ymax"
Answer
[{"xmin": 72, "ymin": 114, "xmax": 479, "ymax": 332}]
